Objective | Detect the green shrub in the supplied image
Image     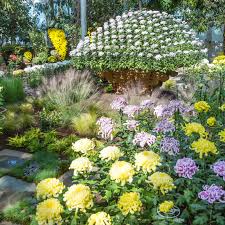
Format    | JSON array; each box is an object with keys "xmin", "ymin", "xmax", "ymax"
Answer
[
  {"xmin": 32, "ymin": 51, "xmax": 48, "ymax": 65},
  {"xmin": 0, "ymin": 77, "xmax": 25, "ymax": 103}
]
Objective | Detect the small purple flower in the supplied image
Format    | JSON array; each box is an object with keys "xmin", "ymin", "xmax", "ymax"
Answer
[
  {"xmin": 133, "ymin": 132, "xmax": 156, "ymax": 147},
  {"xmin": 198, "ymin": 184, "xmax": 225, "ymax": 204},
  {"xmin": 140, "ymin": 99, "xmax": 154, "ymax": 110},
  {"xmin": 110, "ymin": 97, "xmax": 127, "ymax": 111},
  {"xmin": 211, "ymin": 161, "xmax": 225, "ymax": 181},
  {"xmin": 174, "ymin": 158, "xmax": 198, "ymax": 179},
  {"xmin": 154, "ymin": 105, "xmax": 164, "ymax": 117},
  {"xmin": 123, "ymin": 120, "xmax": 139, "ymax": 131},
  {"xmin": 160, "ymin": 137, "xmax": 180, "ymax": 155},
  {"xmin": 123, "ymin": 105, "xmax": 140, "ymax": 118},
  {"xmin": 97, "ymin": 117, "xmax": 114, "ymax": 140},
  {"xmin": 154, "ymin": 119, "xmax": 175, "ymax": 133}
]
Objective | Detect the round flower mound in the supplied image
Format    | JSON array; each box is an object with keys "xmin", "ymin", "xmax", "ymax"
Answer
[
  {"xmin": 174, "ymin": 158, "xmax": 198, "ymax": 179},
  {"xmin": 133, "ymin": 132, "xmax": 156, "ymax": 147},
  {"xmin": 109, "ymin": 161, "xmax": 135, "ymax": 185},
  {"xmin": 207, "ymin": 116, "xmax": 216, "ymax": 126},
  {"xmin": 183, "ymin": 122, "xmax": 208, "ymax": 138},
  {"xmin": 97, "ymin": 117, "xmax": 114, "ymax": 140},
  {"xmin": 149, "ymin": 172, "xmax": 175, "ymax": 194},
  {"xmin": 122, "ymin": 105, "xmax": 140, "ymax": 118},
  {"xmin": 213, "ymin": 55, "xmax": 225, "ymax": 65},
  {"xmin": 72, "ymin": 138, "xmax": 95, "ymax": 154},
  {"xmin": 110, "ymin": 97, "xmax": 127, "ymax": 111},
  {"xmin": 71, "ymin": 10, "xmax": 205, "ymax": 72},
  {"xmin": 218, "ymin": 129, "xmax": 225, "ymax": 142},
  {"xmin": 48, "ymin": 28, "xmax": 67, "ymax": 60},
  {"xmin": 123, "ymin": 119, "xmax": 139, "ymax": 131},
  {"xmin": 198, "ymin": 184, "xmax": 225, "ymax": 204},
  {"xmin": 135, "ymin": 151, "xmax": 161, "ymax": 173},
  {"xmin": 100, "ymin": 146, "xmax": 123, "ymax": 161},
  {"xmin": 36, "ymin": 178, "xmax": 65, "ymax": 200},
  {"xmin": 69, "ymin": 157, "xmax": 93, "ymax": 176},
  {"xmin": 191, "ymin": 138, "xmax": 218, "ymax": 158},
  {"xmin": 87, "ymin": 212, "xmax": 112, "ymax": 225},
  {"xmin": 36, "ymin": 198, "xmax": 64, "ymax": 225},
  {"xmin": 117, "ymin": 192, "xmax": 142, "ymax": 215},
  {"xmin": 160, "ymin": 137, "xmax": 180, "ymax": 155},
  {"xmin": 211, "ymin": 160, "xmax": 225, "ymax": 181},
  {"xmin": 63, "ymin": 184, "xmax": 93, "ymax": 211},
  {"xmin": 159, "ymin": 201, "xmax": 174, "ymax": 213},
  {"xmin": 194, "ymin": 101, "xmax": 211, "ymax": 112}
]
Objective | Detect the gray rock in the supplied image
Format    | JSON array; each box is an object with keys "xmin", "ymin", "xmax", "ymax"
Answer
[{"xmin": 59, "ymin": 170, "xmax": 73, "ymax": 187}]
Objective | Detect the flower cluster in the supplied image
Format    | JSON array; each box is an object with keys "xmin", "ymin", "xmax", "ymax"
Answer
[
  {"xmin": 110, "ymin": 96, "xmax": 127, "ymax": 111},
  {"xmin": 123, "ymin": 119, "xmax": 139, "ymax": 131},
  {"xmin": 36, "ymin": 178, "xmax": 65, "ymax": 200},
  {"xmin": 207, "ymin": 116, "xmax": 216, "ymax": 126},
  {"xmin": 211, "ymin": 160, "xmax": 225, "ymax": 181},
  {"xmin": 48, "ymin": 28, "xmax": 67, "ymax": 60},
  {"xmin": 194, "ymin": 101, "xmax": 211, "ymax": 112},
  {"xmin": 160, "ymin": 137, "xmax": 180, "ymax": 155},
  {"xmin": 117, "ymin": 192, "xmax": 142, "ymax": 215},
  {"xmin": 212, "ymin": 55, "xmax": 225, "ymax": 65},
  {"xmin": 122, "ymin": 105, "xmax": 140, "ymax": 118},
  {"xmin": 174, "ymin": 158, "xmax": 198, "ymax": 179},
  {"xmin": 97, "ymin": 117, "xmax": 114, "ymax": 140},
  {"xmin": 100, "ymin": 146, "xmax": 123, "ymax": 161},
  {"xmin": 133, "ymin": 132, "xmax": 156, "ymax": 147},
  {"xmin": 159, "ymin": 201, "xmax": 174, "ymax": 213},
  {"xmin": 71, "ymin": 10, "xmax": 205, "ymax": 72},
  {"xmin": 72, "ymin": 138, "xmax": 95, "ymax": 154},
  {"xmin": 154, "ymin": 119, "xmax": 175, "ymax": 133}
]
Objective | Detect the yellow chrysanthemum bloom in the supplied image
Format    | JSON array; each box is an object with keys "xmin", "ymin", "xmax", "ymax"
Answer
[
  {"xmin": 219, "ymin": 103, "xmax": 225, "ymax": 111},
  {"xmin": 99, "ymin": 146, "xmax": 123, "ymax": 161},
  {"xmin": 13, "ymin": 69, "xmax": 24, "ymax": 76},
  {"xmin": 117, "ymin": 192, "xmax": 142, "ymax": 215},
  {"xmin": 87, "ymin": 212, "xmax": 112, "ymax": 225},
  {"xmin": 207, "ymin": 117, "xmax": 216, "ymax": 127},
  {"xmin": 48, "ymin": 28, "xmax": 67, "ymax": 60},
  {"xmin": 24, "ymin": 51, "xmax": 32, "ymax": 62},
  {"xmin": 191, "ymin": 138, "xmax": 218, "ymax": 158},
  {"xmin": 159, "ymin": 201, "xmax": 174, "ymax": 213},
  {"xmin": 212, "ymin": 55, "xmax": 225, "ymax": 65},
  {"xmin": 72, "ymin": 138, "xmax": 95, "ymax": 154},
  {"xmin": 109, "ymin": 161, "xmax": 135, "ymax": 185},
  {"xmin": 149, "ymin": 172, "xmax": 175, "ymax": 194},
  {"xmin": 36, "ymin": 198, "xmax": 64, "ymax": 225},
  {"xmin": 135, "ymin": 151, "xmax": 161, "ymax": 173},
  {"xmin": 218, "ymin": 129, "xmax": 225, "ymax": 142},
  {"xmin": 183, "ymin": 122, "xmax": 208, "ymax": 138},
  {"xmin": 194, "ymin": 101, "xmax": 210, "ymax": 112},
  {"xmin": 63, "ymin": 184, "xmax": 93, "ymax": 211},
  {"xmin": 162, "ymin": 79, "xmax": 176, "ymax": 91},
  {"xmin": 36, "ymin": 178, "xmax": 65, "ymax": 200},
  {"xmin": 69, "ymin": 157, "xmax": 93, "ymax": 176}
]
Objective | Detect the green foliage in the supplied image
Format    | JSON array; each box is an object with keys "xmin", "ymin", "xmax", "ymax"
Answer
[
  {"xmin": 29, "ymin": 30, "xmax": 47, "ymax": 54},
  {"xmin": 0, "ymin": 77, "xmax": 24, "ymax": 103},
  {"xmin": 32, "ymin": 51, "xmax": 48, "ymax": 65}
]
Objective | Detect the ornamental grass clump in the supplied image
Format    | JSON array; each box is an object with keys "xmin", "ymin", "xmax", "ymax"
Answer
[{"xmin": 71, "ymin": 10, "xmax": 206, "ymax": 72}]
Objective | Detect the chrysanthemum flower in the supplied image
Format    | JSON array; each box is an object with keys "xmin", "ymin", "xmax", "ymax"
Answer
[
  {"xmin": 207, "ymin": 117, "xmax": 216, "ymax": 126},
  {"xmin": 211, "ymin": 160, "xmax": 225, "ymax": 181},
  {"xmin": 159, "ymin": 201, "xmax": 174, "ymax": 213},
  {"xmin": 135, "ymin": 151, "xmax": 161, "ymax": 173},
  {"xmin": 99, "ymin": 146, "xmax": 123, "ymax": 161},
  {"xmin": 36, "ymin": 178, "xmax": 65, "ymax": 200},
  {"xmin": 72, "ymin": 138, "xmax": 95, "ymax": 154},
  {"xmin": 36, "ymin": 198, "xmax": 64, "ymax": 225},
  {"xmin": 133, "ymin": 132, "xmax": 156, "ymax": 147},
  {"xmin": 87, "ymin": 212, "xmax": 112, "ymax": 225},
  {"xmin": 149, "ymin": 172, "xmax": 175, "ymax": 194},
  {"xmin": 97, "ymin": 117, "xmax": 114, "ymax": 140},
  {"xmin": 183, "ymin": 122, "xmax": 208, "ymax": 138},
  {"xmin": 191, "ymin": 138, "xmax": 218, "ymax": 158},
  {"xmin": 63, "ymin": 184, "xmax": 93, "ymax": 211},
  {"xmin": 123, "ymin": 119, "xmax": 139, "ymax": 131},
  {"xmin": 122, "ymin": 105, "xmax": 140, "ymax": 118},
  {"xmin": 218, "ymin": 129, "xmax": 225, "ymax": 142},
  {"xmin": 117, "ymin": 192, "xmax": 142, "ymax": 215},
  {"xmin": 109, "ymin": 161, "xmax": 135, "ymax": 185},
  {"xmin": 160, "ymin": 137, "xmax": 180, "ymax": 155},
  {"xmin": 194, "ymin": 101, "xmax": 210, "ymax": 112},
  {"xmin": 69, "ymin": 157, "xmax": 93, "ymax": 176},
  {"xmin": 110, "ymin": 97, "xmax": 127, "ymax": 111}
]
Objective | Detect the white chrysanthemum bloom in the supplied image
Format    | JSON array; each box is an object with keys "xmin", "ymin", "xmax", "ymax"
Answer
[
  {"xmin": 109, "ymin": 161, "xmax": 135, "ymax": 185},
  {"xmin": 100, "ymin": 146, "xmax": 123, "ymax": 161},
  {"xmin": 69, "ymin": 157, "xmax": 93, "ymax": 176},
  {"xmin": 135, "ymin": 151, "xmax": 161, "ymax": 173},
  {"xmin": 72, "ymin": 138, "xmax": 95, "ymax": 154}
]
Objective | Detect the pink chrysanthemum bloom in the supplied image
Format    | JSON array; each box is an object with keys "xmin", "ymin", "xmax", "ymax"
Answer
[
  {"xmin": 110, "ymin": 97, "xmax": 127, "ymax": 111},
  {"xmin": 123, "ymin": 105, "xmax": 140, "ymax": 118},
  {"xmin": 97, "ymin": 117, "xmax": 114, "ymax": 140},
  {"xmin": 133, "ymin": 132, "xmax": 156, "ymax": 147},
  {"xmin": 123, "ymin": 120, "xmax": 139, "ymax": 131}
]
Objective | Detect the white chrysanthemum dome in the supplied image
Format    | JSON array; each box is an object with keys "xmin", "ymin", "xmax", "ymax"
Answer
[{"xmin": 71, "ymin": 10, "xmax": 206, "ymax": 72}]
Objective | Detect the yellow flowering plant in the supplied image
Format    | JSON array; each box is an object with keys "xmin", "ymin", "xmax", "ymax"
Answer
[
  {"xmin": 194, "ymin": 101, "xmax": 211, "ymax": 112},
  {"xmin": 159, "ymin": 201, "xmax": 174, "ymax": 213},
  {"xmin": 23, "ymin": 51, "xmax": 32, "ymax": 62}
]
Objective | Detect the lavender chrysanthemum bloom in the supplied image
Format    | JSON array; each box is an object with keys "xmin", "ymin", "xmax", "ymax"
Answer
[
  {"xmin": 123, "ymin": 105, "xmax": 140, "ymax": 118},
  {"xmin": 133, "ymin": 132, "xmax": 156, "ymax": 147},
  {"xmin": 211, "ymin": 161, "xmax": 225, "ymax": 181},
  {"xmin": 174, "ymin": 158, "xmax": 198, "ymax": 179},
  {"xmin": 154, "ymin": 105, "xmax": 164, "ymax": 117},
  {"xmin": 140, "ymin": 99, "xmax": 154, "ymax": 110},
  {"xmin": 160, "ymin": 137, "xmax": 180, "ymax": 155},
  {"xmin": 198, "ymin": 184, "xmax": 225, "ymax": 204},
  {"xmin": 162, "ymin": 100, "xmax": 191, "ymax": 117},
  {"xmin": 123, "ymin": 120, "xmax": 139, "ymax": 131},
  {"xmin": 97, "ymin": 117, "xmax": 114, "ymax": 140},
  {"xmin": 110, "ymin": 97, "xmax": 127, "ymax": 111},
  {"xmin": 154, "ymin": 119, "xmax": 175, "ymax": 133}
]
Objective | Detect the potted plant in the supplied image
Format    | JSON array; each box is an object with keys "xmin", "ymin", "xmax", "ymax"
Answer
[{"xmin": 71, "ymin": 10, "xmax": 207, "ymax": 92}]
